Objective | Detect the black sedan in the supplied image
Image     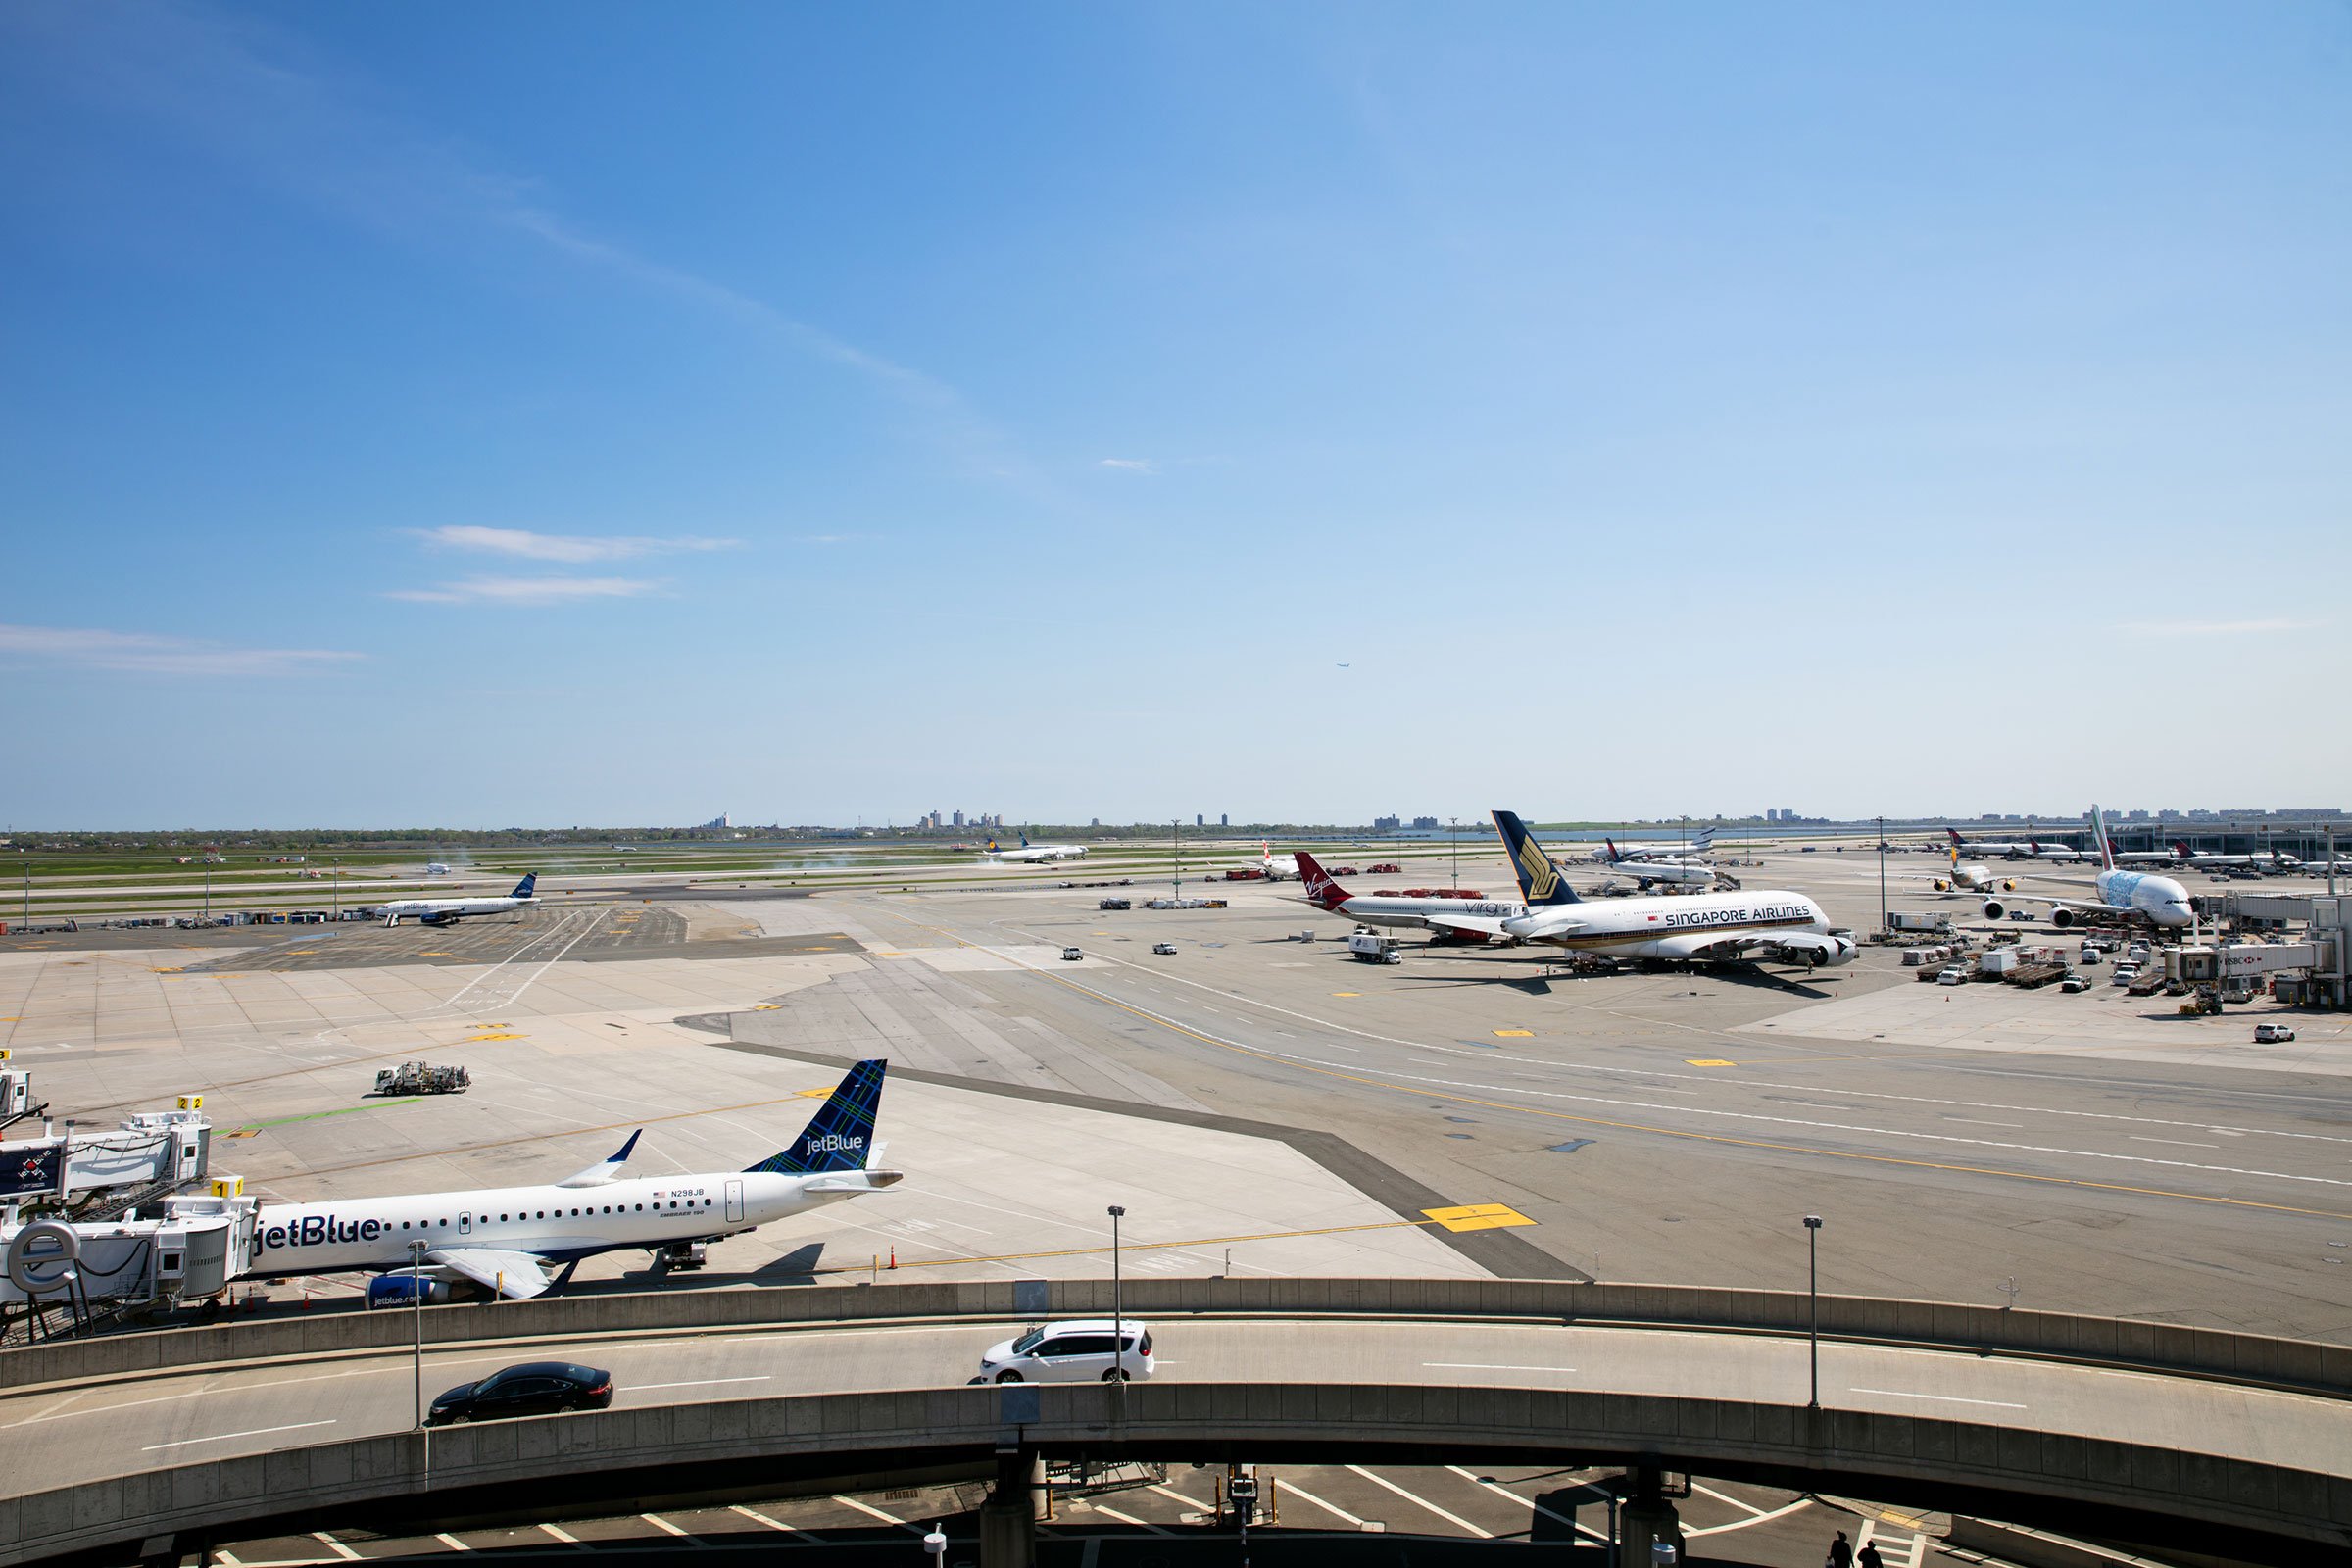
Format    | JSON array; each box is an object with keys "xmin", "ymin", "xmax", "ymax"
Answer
[{"xmin": 426, "ymin": 1361, "xmax": 614, "ymax": 1425}]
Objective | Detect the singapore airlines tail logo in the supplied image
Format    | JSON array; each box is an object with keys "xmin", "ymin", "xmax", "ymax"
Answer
[{"xmin": 1515, "ymin": 838, "xmax": 1559, "ymax": 902}]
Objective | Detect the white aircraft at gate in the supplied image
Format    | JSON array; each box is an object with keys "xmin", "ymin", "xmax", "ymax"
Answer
[
  {"xmin": 1459, "ymin": 811, "xmax": 1857, "ymax": 972},
  {"xmin": 1982, "ymin": 808, "xmax": 2194, "ymax": 929}
]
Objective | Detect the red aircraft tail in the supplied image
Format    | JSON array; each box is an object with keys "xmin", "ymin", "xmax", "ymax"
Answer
[{"xmin": 1294, "ymin": 851, "xmax": 1351, "ymax": 911}]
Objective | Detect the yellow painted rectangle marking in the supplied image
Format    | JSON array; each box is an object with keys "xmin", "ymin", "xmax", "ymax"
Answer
[
  {"xmin": 465, "ymin": 1031, "xmax": 526, "ymax": 1042},
  {"xmin": 1331, "ymin": 992, "xmax": 1360, "ymax": 998},
  {"xmin": 1493, "ymin": 1029, "xmax": 1533, "ymax": 1038},
  {"xmin": 1422, "ymin": 1203, "xmax": 1536, "ymax": 1233},
  {"xmin": 795, "ymin": 1086, "xmax": 834, "ymax": 1099},
  {"xmin": 1685, "ymin": 1058, "xmax": 1736, "ymax": 1066}
]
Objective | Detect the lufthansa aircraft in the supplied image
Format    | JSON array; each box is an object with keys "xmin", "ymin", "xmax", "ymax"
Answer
[
  {"xmin": 1451, "ymin": 812, "xmax": 1858, "ymax": 972},
  {"xmin": 248, "ymin": 1059, "xmax": 900, "ymax": 1298},
  {"xmin": 377, "ymin": 873, "xmax": 537, "ymax": 928},
  {"xmin": 1982, "ymin": 808, "xmax": 2194, "ymax": 929},
  {"xmin": 988, "ymin": 832, "xmax": 1087, "ymax": 863}
]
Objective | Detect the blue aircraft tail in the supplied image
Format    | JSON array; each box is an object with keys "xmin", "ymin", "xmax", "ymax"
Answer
[
  {"xmin": 1491, "ymin": 810, "xmax": 1581, "ymax": 906},
  {"xmin": 509, "ymin": 872, "xmax": 538, "ymax": 898},
  {"xmin": 1019, "ymin": 832, "xmax": 1032, "ymax": 848},
  {"xmin": 745, "ymin": 1058, "xmax": 887, "ymax": 1174}
]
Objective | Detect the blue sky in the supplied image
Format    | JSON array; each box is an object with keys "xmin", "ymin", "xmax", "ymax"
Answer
[{"xmin": 3, "ymin": 2, "xmax": 2346, "ymax": 828}]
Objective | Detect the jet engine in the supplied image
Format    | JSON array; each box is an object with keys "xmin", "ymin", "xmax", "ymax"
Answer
[
  {"xmin": 2047, "ymin": 906, "xmax": 2076, "ymax": 929},
  {"xmin": 1981, "ymin": 899, "xmax": 2005, "ymax": 920}
]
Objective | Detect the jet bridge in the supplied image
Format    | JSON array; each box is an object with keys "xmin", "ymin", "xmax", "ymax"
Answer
[
  {"xmin": 0, "ymin": 1095, "xmax": 212, "ymax": 1214},
  {"xmin": 1, "ymin": 1191, "xmax": 259, "ymax": 1334}
]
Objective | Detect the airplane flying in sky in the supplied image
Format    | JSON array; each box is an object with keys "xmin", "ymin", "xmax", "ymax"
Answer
[
  {"xmin": 377, "ymin": 873, "xmax": 537, "ymax": 928},
  {"xmin": 1983, "ymin": 808, "xmax": 2194, "ymax": 929},
  {"xmin": 1450, "ymin": 812, "xmax": 1857, "ymax": 972},
  {"xmin": 1589, "ymin": 826, "xmax": 1717, "ymax": 863},
  {"xmin": 247, "ymin": 1059, "xmax": 900, "ymax": 1299},
  {"xmin": 1296, "ymin": 852, "xmax": 1529, "ymax": 941},
  {"xmin": 988, "ymin": 832, "xmax": 1087, "ymax": 863}
]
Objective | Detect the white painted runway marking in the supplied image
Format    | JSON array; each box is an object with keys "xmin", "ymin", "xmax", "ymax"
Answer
[
  {"xmin": 1851, "ymin": 1386, "xmax": 2026, "ymax": 1409},
  {"xmin": 143, "ymin": 1419, "xmax": 336, "ymax": 1450}
]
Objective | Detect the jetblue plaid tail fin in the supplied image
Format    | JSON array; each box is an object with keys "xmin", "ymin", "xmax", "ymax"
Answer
[{"xmin": 746, "ymin": 1059, "xmax": 887, "ymax": 1174}]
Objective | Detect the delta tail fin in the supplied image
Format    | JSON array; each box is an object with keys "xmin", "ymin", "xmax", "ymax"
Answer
[
  {"xmin": 745, "ymin": 1058, "xmax": 887, "ymax": 1175},
  {"xmin": 1491, "ymin": 810, "xmax": 1580, "ymax": 906},
  {"xmin": 1294, "ymin": 851, "xmax": 1352, "ymax": 911}
]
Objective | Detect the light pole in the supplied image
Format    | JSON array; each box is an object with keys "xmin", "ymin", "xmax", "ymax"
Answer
[
  {"xmin": 1803, "ymin": 1215, "xmax": 1823, "ymax": 1409},
  {"xmin": 1449, "ymin": 817, "xmax": 1458, "ymax": 890},
  {"xmin": 1170, "ymin": 820, "xmax": 1180, "ymax": 900},
  {"xmin": 203, "ymin": 860, "xmax": 211, "ymax": 920},
  {"xmin": 410, "ymin": 1240, "xmax": 428, "ymax": 1429},
  {"xmin": 1876, "ymin": 816, "xmax": 1887, "ymax": 935},
  {"xmin": 332, "ymin": 856, "xmax": 340, "ymax": 919},
  {"xmin": 1107, "ymin": 1204, "xmax": 1126, "ymax": 1389}
]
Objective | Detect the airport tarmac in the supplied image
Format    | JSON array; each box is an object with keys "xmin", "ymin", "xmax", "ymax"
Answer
[{"xmin": 4, "ymin": 841, "xmax": 2347, "ymax": 1339}]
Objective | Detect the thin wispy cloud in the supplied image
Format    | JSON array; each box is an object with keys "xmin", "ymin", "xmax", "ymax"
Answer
[
  {"xmin": 414, "ymin": 525, "xmax": 737, "ymax": 563},
  {"xmin": 0, "ymin": 623, "xmax": 363, "ymax": 677},
  {"xmin": 1098, "ymin": 458, "xmax": 1158, "ymax": 474},
  {"xmin": 2116, "ymin": 617, "xmax": 2323, "ymax": 637},
  {"xmin": 386, "ymin": 576, "xmax": 662, "ymax": 606},
  {"xmin": 6, "ymin": 4, "xmax": 1041, "ymax": 490}
]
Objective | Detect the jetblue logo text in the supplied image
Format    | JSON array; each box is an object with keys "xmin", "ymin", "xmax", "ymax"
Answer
[
  {"xmin": 804, "ymin": 1134, "xmax": 864, "ymax": 1154},
  {"xmin": 261, "ymin": 1215, "xmax": 387, "ymax": 1251}
]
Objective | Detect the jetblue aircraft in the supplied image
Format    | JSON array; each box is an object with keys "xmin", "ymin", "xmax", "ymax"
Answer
[
  {"xmin": 1983, "ymin": 808, "xmax": 2193, "ymax": 929},
  {"xmin": 248, "ymin": 1059, "xmax": 900, "ymax": 1298},
  {"xmin": 988, "ymin": 832, "xmax": 1087, "ymax": 863},
  {"xmin": 377, "ymin": 873, "xmax": 537, "ymax": 928},
  {"xmin": 1454, "ymin": 812, "xmax": 1857, "ymax": 972}
]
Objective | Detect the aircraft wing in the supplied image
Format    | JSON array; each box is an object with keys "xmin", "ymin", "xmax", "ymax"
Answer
[
  {"xmin": 1428, "ymin": 912, "xmax": 1516, "ymax": 937},
  {"xmin": 556, "ymin": 1129, "xmax": 641, "ymax": 1188},
  {"xmin": 1651, "ymin": 930, "xmax": 1766, "ymax": 962},
  {"xmin": 426, "ymin": 1247, "xmax": 557, "ymax": 1300}
]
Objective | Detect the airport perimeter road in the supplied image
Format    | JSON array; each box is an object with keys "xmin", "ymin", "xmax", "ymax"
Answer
[
  {"xmin": 0, "ymin": 1316, "xmax": 2343, "ymax": 1499},
  {"xmin": 726, "ymin": 881, "xmax": 2352, "ymax": 1341}
]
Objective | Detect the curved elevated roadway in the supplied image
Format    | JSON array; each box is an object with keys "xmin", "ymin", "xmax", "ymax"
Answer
[{"xmin": 2, "ymin": 1279, "xmax": 2346, "ymax": 1563}]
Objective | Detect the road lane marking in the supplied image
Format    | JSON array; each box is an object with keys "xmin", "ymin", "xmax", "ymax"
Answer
[
  {"xmin": 143, "ymin": 1419, "xmax": 335, "ymax": 1450},
  {"xmin": 832, "ymin": 1494, "xmax": 913, "ymax": 1529},
  {"xmin": 537, "ymin": 1523, "xmax": 586, "ymax": 1546},
  {"xmin": 1149, "ymin": 1483, "xmax": 1215, "ymax": 1512},
  {"xmin": 1691, "ymin": 1482, "xmax": 1764, "ymax": 1516},
  {"xmin": 1943, "ymin": 1118, "xmax": 2025, "ymax": 1128},
  {"xmin": 1426, "ymin": 1362, "xmax": 1576, "ymax": 1373},
  {"xmin": 631, "ymin": 1376, "xmax": 773, "ymax": 1392},
  {"xmin": 1087, "ymin": 1503, "xmax": 1167, "ymax": 1534},
  {"xmin": 311, "ymin": 1534, "xmax": 361, "ymax": 1561},
  {"xmin": 1346, "ymin": 1466, "xmax": 1493, "ymax": 1537},
  {"xmin": 639, "ymin": 1514, "xmax": 696, "ymax": 1540},
  {"xmin": 1686, "ymin": 1495, "xmax": 1816, "ymax": 1537},
  {"xmin": 726, "ymin": 1507, "xmax": 812, "ymax": 1540},
  {"xmin": 1445, "ymin": 1465, "xmax": 1595, "ymax": 1540},
  {"xmin": 1276, "ymin": 1478, "xmax": 1366, "ymax": 1527},
  {"xmin": 1851, "ymin": 1386, "xmax": 2026, "ymax": 1409},
  {"xmin": 433, "ymin": 1534, "xmax": 472, "ymax": 1551},
  {"xmin": 2132, "ymin": 1136, "xmax": 2221, "ymax": 1149}
]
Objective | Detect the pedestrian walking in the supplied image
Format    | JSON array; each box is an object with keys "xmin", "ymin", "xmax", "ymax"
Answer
[
  {"xmin": 1858, "ymin": 1543, "xmax": 1884, "ymax": 1568},
  {"xmin": 1828, "ymin": 1529, "xmax": 1853, "ymax": 1568}
]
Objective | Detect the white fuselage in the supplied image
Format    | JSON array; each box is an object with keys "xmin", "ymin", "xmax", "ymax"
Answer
[
  {"xmin": 2031, "ymin": 844, "xmax": 2090, "ymax": 863},
  {"xmin": 249, "ymin": 1168, "xmax": 884, "ymax": 1278},
  {"xmin": 1333, "ymin": 893, "xmax": 1529, "ymax": 932},
  {"xmin": 1957, "ymin": 840, "xmax": 2033, "ymax": 859},
  {"xmin": 1612, "ymin": 859, "xmax": 1715, "ymax": 887},
  {"xmin": 2091, "ymin": 868, "xmax": 2195, "ymax": 927},
  {"xmin": 1591, "ymin": 837, "xmax": 1712, "ymax": 863},
  {"xmin": 1509, "ymin": 889, "xmax": 1838, "ymax": 957},
  {"xmin": 378, "ymin": 893, "xmax": 531, "ymax": 925},
  {"xmin": 997, "ymin": 844, "xmax": 1085, "ymax": 863}
]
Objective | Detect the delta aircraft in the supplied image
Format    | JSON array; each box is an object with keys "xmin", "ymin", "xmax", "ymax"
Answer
[
  {"xmin": 1981, "ymin": 808, "xmax": 2194, "ymax": 929},
  {"xmin": 2028, "ymin": 839, "xmax": 2092, "ymax": 864},
  {"xmin": 377, "ymin": 873, "xmax": 537, "ymax": 928},
  {"xmin": 1297, "ymin": 852, "xmax": 1529, "ymax": 941},
  {"xmin": 247, "ymin": 1059, "xmax": 900, "ymax": 1300},
  {"xmin": 1449, "ymin": 812, "xmax": 1857, "ymax": 972},
  {"xmin": 1590, "ymin": 826, "xmax": 1716, "ymax": 863},
  {"xmin": 1947, "ymin": 829, "xmax": 2034, "ymax": 860},
  {"xmin": 988, "ymin": 832, "xmax": 1087, "ymax": 863}
]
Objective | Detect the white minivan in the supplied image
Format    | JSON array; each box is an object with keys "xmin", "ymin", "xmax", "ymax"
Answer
[{"xmin": 975, "ymin": 1319, "xmax": 1155, "ymax": 1384}]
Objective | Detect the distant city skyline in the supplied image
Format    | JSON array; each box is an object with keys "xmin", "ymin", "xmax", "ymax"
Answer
[{"xmin": 2, "ymin": 3, "xmax": 2345, "ymax": 827}]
